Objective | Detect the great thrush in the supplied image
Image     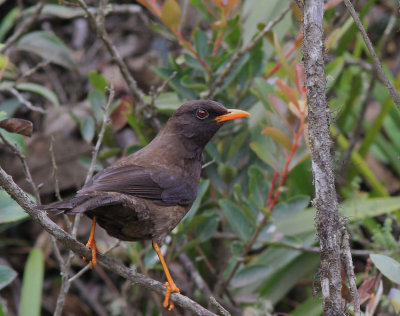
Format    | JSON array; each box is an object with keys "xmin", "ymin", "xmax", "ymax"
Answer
[{"xmin": 40, "ymin": 100, "xmax": 249, "ymax": 310}]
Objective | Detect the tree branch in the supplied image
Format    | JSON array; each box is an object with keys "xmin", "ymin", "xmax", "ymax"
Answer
[
  {"xmin": 0, "ymin": 166, "xmax": 217, "ymax": 316},
  {"xmin": 303, "ymin": 0, "xmax": 349, "ymax": 314}
]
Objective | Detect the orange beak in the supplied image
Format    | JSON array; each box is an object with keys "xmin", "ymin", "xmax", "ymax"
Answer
[{"xmin": 215, "ymin": 109, "xmax": 250, "ymax": 123}]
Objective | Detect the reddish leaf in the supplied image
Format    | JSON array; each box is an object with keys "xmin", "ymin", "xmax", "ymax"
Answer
[
  {"xmin": 269, "ymin": 94, "xmax": 289, "ymax": 117},
  {"xmin": 294, "ymin": 62, "xmax": 306, "ymax": 97},
  {"xmin": 137, "ymin": 0, "xmax": 161, "ymax": 16},
  {"xmin": 276, "ymin": 79, "xmax": 300, "ymax": 109},
  {"xmin": 111, "ymin": 99, "xmax": 132, "ymax": 131},
  {"xmin": 288, "ymin": 102, "xmax": 301, "ymax": 118},
  {"xmin": 357, "ymin": 276, "xmax": 377, "ymax": 305},
  {"xmin": 161, "ymin": 0, "xmax": 181, "ymax": 30},
  {"xmin": 213, "ymin": 0, "xmax": 239, "ymax": 15},
  {"xmin": 0, "ymin": 118, "xmax": 33, "ymax": 137}
]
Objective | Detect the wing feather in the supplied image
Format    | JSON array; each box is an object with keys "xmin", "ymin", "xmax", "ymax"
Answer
[{"xmin": 78, "ymin": 165, "xmax": 196, "ymax": 206}]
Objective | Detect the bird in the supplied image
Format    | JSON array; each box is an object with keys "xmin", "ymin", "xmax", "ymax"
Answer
[{"xmin": 39, "ymin": 100, "xmax": 249, "ymax": 310}]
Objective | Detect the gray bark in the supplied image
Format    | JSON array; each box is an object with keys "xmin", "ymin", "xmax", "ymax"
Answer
[{"xmin": 303, "ymin": 0, "xmax": 344, "ymax": 314}]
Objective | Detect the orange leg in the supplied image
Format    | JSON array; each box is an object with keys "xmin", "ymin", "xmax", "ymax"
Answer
[
  {"xmin": 83, "ymin": 216, "xmax": 97, "ymax": 269},
  {"xmin": 152, "ymin": 241, "xmax": 180, "ymax": 311}
]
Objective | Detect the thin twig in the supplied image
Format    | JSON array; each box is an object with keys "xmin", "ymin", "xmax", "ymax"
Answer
[
  {"xmin": 0, "ymin": 131, "xmax": 41, "ymax": 203},
  {"xmin": 52, "ymin": 236, "xmax": 72, "ymax": 316},
  {"xmin": 341, "ymin": 224, "xmax": 361, "ymax": 316},
  {"xmin": 49, "ymin": 136, "xmax": 62, "ymax": 201},
  {"xmin": 6, "ymin": 88, "xmax": 46, "ymax": 113},
  {"xmin": 150, "ymin": 71, "xmax": 177, "ymax": 108},
  {"xmin": 76, "ymin": 0, "xmax": 161, "ymax": 130},
  {"xmin": 203, "ymin": 5, "xmax": 291, "ymax": 99},
  {"xmin": 179, "ymin": 252, "xmax": 238, "ymax": 314},
  {"xmin": 68, "ymin": 241, "xmax": 120, "ymax": 283},
  {"xmin": 0, "ymin": 0, "xmax": 46, "ymax": 54},
  {"xmin": 35, "ymin": 4, "xmax": 142, "ymax": 20},
  {"xmin": 16, "ymin": 60, "xmax": 50, "ymax": 83},
  {"xmin": 0, "ymin": 165, "xmax": 217, "ymax": 316},
  {"xmin": 343, "ymin": 0, "xmax": 400, "ymax": 109},
  {"xmin": 85, "ymin": 86, "xmax": 114, "ymax": 184}
]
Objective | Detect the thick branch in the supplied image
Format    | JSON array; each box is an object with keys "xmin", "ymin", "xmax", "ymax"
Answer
[
  {"xmin": 302, "ymin": 0, "xmax": 345, "ymax": 315},
  {"xmin": 0, "ymin": 167, "xmax": 216, "ymax": 316}
]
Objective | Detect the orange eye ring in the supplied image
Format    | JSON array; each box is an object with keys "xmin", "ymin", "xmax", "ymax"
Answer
[{"xmin": 196, "ymin": 108, "xmax": 209, "ymax": 120}]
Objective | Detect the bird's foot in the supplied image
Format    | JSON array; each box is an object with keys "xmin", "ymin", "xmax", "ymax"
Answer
[
  {"xmin": 163, "ymin": 281, "xmax": 180, "ymax": 311},
  {"xmin": 82, "ymin": 237, "xmax": 97, "ymax": 268},
  {"xmin": 82, "ymin": 217, "xmax": 98, "ymax": 268}
]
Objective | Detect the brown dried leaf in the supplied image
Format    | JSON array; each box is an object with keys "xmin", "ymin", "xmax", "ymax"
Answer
[
  {"xmin": 0, "ymin": 118, "xmax": 33, "ymax": 137},
  {"xmin": 111, "ymin": 100, "xmax": 132, "ymax": 131}
]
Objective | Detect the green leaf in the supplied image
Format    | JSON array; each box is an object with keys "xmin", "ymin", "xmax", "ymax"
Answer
[
  {"xmin": 89, "ymin": 71, "xmax": 108, "ymax": 92},
  {"xmin": 259, "ymin": 252, "xmax": 320, "ymax": 303},
  {"xmin": 277, "ymin": 197, "xmax": 400, "ymax": 236},
  {"xmin": 262, "ymin": 127, "xmax": 292, "ymax": 152},
  {"xmin": 16, "ymin": 31, "xmax": 76, "ymax": 69},
  {"xmin": 0, "ymin": 130, "xmax": 26, "ymax": 153},
  {"xmin": 273, "ymin": 31, "xmax": 292, "ymax": 80},
  {"xmin": 250, "ymin": 140, "xmax": 281, "ymax": 172},
  {"xmin": 20, "ymin": 248, "xmax": 44, "ymax": 316},
  {"xmin": 15, "ymin": 82, "xmax": 59, "ymax": 107},
  {"xmin": 180, "ymin": 75, "xmax": 207, "ymax": 91},
  {"xmin": 272, "ymin": 196, "xmax": 310, "ymax": 223},
  {"xmin": 80, "ymin": 117, "xmax": 95, "ymax": 143},
  {"xmin": 0, "ymin": 265, "xmax": 17, "ymax": 290},
  {"xmin": 143, "ymin": 92, "xmax": 181, "ymax": 115},
  {"xmin": 89, "ymin": 90, "xmax": 106, "ymax": 122},
  {"xmin": 195, "ymin": 214, "xmax": 219, "ymax": 242},
  {"xmin": 291, "ymin": 292, "xmax": 323, "ymax": 316},
  {"xmin": 24, "ymin": 4, "xmax": 83, "ymax": 19},
  {"xmin": 389, "ymin": 288, "xmax": 400, "ymax": 314},
  {"xmin": 326, "ymin": 57, "xmax": 344, "ymax": 92},
  {"xmin": 183, "ymin": 179, "xmax": 210, "ymax": 224},
  {"xmin": 0, "ymin": 190, "xmax": 29, "ymax": 224},
  {"xmin": 161, "ymin": 0, "xmax": 181, "ymax": 30},
  {"xmin": 219, "ymin": 199, "xmax": 253, "ymax": 241},
  {"xmin": 370, "ymin": 254, "xmax": 400, "ymax": 284},
  {"xmin": 252, "ymin": 78, "xmax": 274, "ymax": 111},
  {"xmin": 231, "ymin": 265, "xmax": 271, "ymax": 288},
  {"xmin": 248, "ymin": 165, "xmax": 268, "ymax": 209},
  {"xmin": 0, "ymin": 8, "xmax": 19, "ymax": 42},
  {"xmin": 193, "ymin": 30, "xmax": 209, "ymax": 60}
]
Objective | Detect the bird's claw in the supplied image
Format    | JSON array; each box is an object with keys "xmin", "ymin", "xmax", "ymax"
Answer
[
  {"xmin": 163, "ymin": 281, "xmax": 180, "ymax": 311},
  {"xmin": 82, "ymin": 238, "xmax": 97, "ymax": 268}
]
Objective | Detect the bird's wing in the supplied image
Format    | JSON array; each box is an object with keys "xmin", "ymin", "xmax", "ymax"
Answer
[{"xmin": 78, "ymin": 165, "xmax": 197, "ymax": 206}]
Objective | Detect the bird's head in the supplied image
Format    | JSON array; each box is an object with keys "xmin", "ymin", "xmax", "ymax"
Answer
[{"xmin": 165, "ymin": 100, "xmax": 250, "ymax": 149}]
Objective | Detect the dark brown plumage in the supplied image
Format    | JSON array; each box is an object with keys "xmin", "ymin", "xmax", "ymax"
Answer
[{"xmin": 40, "ymin": 100, "xmax": 249, "ymax": 309}]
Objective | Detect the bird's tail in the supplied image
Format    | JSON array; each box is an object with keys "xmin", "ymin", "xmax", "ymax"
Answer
[{"xmin": 36, "ymin": 194, "xmax": 121, "ymax": 215}]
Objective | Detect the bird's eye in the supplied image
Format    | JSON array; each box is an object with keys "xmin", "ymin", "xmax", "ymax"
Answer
[{"xmin": 196, "ymin": 108, "xmax": 209, "ymax": 120}]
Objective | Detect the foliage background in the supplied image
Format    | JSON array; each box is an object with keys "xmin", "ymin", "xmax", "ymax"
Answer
[{"xmin": 1, "ymin": 0, "xmax": 400, "ymax": 315}]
